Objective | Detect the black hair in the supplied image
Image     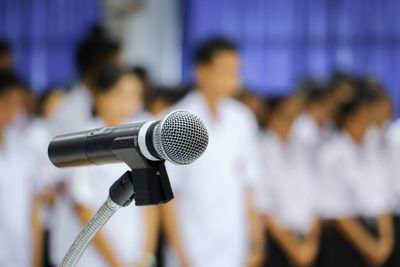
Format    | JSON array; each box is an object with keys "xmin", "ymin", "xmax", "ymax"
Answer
[
  {"xmin": 94, "ymin": 64, "xmax": 124, "ymax": 94},
  {"xmin": 265, "ymin": 95, "xmax": 293, "ymax": 115},
  {"xmin": 153, "ymin": 84, "xmax": 191, "ymax": 104},
  {"xmin": 76, "ymin": 26, "xmax": 120, "ymax": 77},
  {"xmin": 261, "ymin": 94, "xmax": 296, "ymax": 129},
  {"xmin": 0, "ymin": 39, "xmax": 11, "ymax": 55},
  {"xmin": 236, "ymin": 87, "xmax": 261, "ymax": 100},
  {"xmin": 130, "ymin": 66, "xmax": 149, "ymax": 82},
  {"xmin": 194, "ymin": 37, "xmax": 237, "ymax": 65},
  {"xmin": 335, "ymin": 82, "xmax": 379, "ymax": 129},
  {"xmin": 327, "ymin": 71, "xmax": 354, "ymax": 91},
  {"xmin": 296, "ymin": 79, "xmax": 330, "ymax": 105},
  {"xmin": 0, "ymin": 70, "xmax": 21, "ymax": 95}
]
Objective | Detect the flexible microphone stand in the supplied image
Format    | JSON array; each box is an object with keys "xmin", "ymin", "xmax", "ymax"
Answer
[{"xmin": 60, "ymin": 145, "xmax": 174, "ymax": 267}]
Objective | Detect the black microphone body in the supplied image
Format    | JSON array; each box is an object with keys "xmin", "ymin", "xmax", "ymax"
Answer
[
  {"xmin": 48, "ymin": 110, "xmax": 209, "ymax": 168},
  {"xmin": 48, "ymin": 121, "xmax": 157, "ymax": 168}
]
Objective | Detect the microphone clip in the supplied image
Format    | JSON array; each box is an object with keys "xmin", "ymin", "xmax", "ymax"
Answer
[
  {"xmin": 109, "ymin": 161, "xmax": 174, "ymax": 207},
  {"xmin": 109, "ymin": 138, "xmax": 174, "ymax": 206}
]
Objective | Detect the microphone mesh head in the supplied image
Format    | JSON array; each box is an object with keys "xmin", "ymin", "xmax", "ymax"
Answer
[{"xmin": 153, "ymin": 110, "xmax": 209, "ymax": 165}]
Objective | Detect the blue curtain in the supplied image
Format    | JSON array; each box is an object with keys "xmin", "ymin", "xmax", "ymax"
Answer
[
  {"xmin": 0, "ymin": 0, "xmax": 101, "ymax": 92},
  {"xmin": 182, "ymin": 0, "xmax": 400, "ymax": 116}
]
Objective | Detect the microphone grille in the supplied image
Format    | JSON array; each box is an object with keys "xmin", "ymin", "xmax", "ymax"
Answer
[{"xmin": 153, "ymin": 110, "xmax": 209, "ymax": 165}]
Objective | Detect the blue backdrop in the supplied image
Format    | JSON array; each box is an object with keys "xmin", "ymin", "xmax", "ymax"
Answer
[
  {"xmin": 0, "ymin": 0, "xmax": 101, "ymax": 92},
  {"xmin": 182, "ymin": 0, "xmax": 400, "ymax": 116}
]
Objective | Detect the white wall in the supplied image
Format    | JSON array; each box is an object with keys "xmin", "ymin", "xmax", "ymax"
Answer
[{"xmin": 103, "ymin": 0, "xmax": 182, "ymax": 86}]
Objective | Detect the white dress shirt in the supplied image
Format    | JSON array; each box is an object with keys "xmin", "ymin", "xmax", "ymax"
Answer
[
  {"xmin": 0, "ymin": 127, "xmax": 37, "ymax": 267},
  {"xmin": 387, "ymin": 121, "xmax": 400, "ymax": 214},
  {"xmin": 317, "ymin": 132, "xmax": 391, "ymax": 219},
  {"xmin": 292, "ymin": 113, "xmax": 333, "ymax": 166},
  {"xmin": 256, "ymin": 131, "xmax": 318, "ymax": 234},
  {"xmin": 50, "ymin": 83, "xmax": 93, "ymax": 135},
  {"xmin": 164, "ymin": 91, "xmax": 260, "ymax": 267}
]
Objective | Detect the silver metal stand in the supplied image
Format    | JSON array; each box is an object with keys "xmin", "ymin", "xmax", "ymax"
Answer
[
  {"xmin": 60, "ymin": 198, "xmax": 121, "ymax": 267},
  {"xmin": 59, "ymin": 162, "xmax": 173, "ymax": 267}
]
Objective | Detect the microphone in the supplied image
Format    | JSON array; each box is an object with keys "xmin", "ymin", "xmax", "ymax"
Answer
[
  {"xmin": 54, "ymin": 111, "xmax": 207, "ymax": 267},
  {"xmin": 48, "ymin": 110, "xmax": 209, "ymax": 168}
]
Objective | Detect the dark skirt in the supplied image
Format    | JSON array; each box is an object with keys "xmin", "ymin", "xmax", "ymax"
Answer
[
  {"xmin": 262, "ymin": 231, "xmax": 316, "ymax": 267},
  {"xmin": 316, "ymin": 218, "xmax": 379, "ymax": 267},
  {"xmin": 262, "ymin": 231, "xmax": 292, "ymax": 267}
]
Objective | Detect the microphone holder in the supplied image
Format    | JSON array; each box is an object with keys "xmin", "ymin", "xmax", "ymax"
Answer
[{"xmin": 60, "ymin": 145, "xmax": 174, "ymax": 267}]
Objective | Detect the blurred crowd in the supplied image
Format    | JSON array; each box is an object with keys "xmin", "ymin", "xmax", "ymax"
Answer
[{"xmin": 0, "ymin": 26, "xmax": 400, "ymax": 267}]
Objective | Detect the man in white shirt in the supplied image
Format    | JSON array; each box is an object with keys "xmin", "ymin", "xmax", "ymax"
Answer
[{"xmin": 162, "ymin": 38, "xmax": 263, "ymax": 267}]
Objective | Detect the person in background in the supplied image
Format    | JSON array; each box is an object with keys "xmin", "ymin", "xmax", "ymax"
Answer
[
  {"xmin": 36, "ymin": 89, "xmax": 66, "ymax": 119},
  {"xmin": 0, "ymin": 39, "xmax": 13, "ymax": 71},
  {"xmin": 49, "ymin": 29, "xmax": 122, "ymax": 266},
  {"xmin": 50, "ymin": 64, "xmax": 158, "ymax": 267},
  {"xmin": 256, "ymin": 95, "xmax": 321, "ymax": 267},
  {"xmin": 0, "ymin": 71, "xmax": 43, "ymax": 267},
  {"xmin": 147, "ymin": 84, "xmax": 190, "ymax": 116},
  {"xmin": 51, "ymin": 25, "xmax": 121, "ymax": 135},
  {"xmin": 25, "ymin": 88, "xmax": 66, "ymax": 161},
  {"xmin": 386, "ymin": 101, "xmax": 400, "ymax": 267},
  {"xmin": 292, "ymin": 81, "xmax": 335, "ymax": 166},
  {"xmin": 317, "ymin": 88, "xmax": 394, "ymax": 267},
  {"xmin": 327, "ymin": 72, "xmax": 355, "ymax": 109},
  {"xmin": 162, "ymin": 37, "xmax": 264, "ymax": 267},
  {"xmin": 23, "ymin": 88, "xmax": 66, "ymax": 267},
  {"xmin": 236, "ymin": 89, "xmax": 266, "ymax": 130},
  {"xmin": 130, "ymin": 66, "xmax": 154, "ymax": 111},
  {"xmin": 363, "ymin": 80, "xmax": 393, "ymax": 159},
  {"xmin": 0, "ymin": 39, "xmax": 37, "ymax": 130}
]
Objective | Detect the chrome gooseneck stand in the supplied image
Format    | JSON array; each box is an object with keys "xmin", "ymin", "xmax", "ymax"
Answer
[{"xmin": 60, "ymin": 145, "xmax": 174, "ymax": 267}]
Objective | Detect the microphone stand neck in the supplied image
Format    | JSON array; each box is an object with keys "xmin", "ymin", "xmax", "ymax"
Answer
[{"xmin": 60, "ymin": 160, "xmax": 174, "ymax": 267}]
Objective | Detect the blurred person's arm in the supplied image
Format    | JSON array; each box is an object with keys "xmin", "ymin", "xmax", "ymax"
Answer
[
  {"xmin": 375, "ymin": 213, "xmax": 394, "ymax": 266},
  {"xmin": 334, "ymin": 216, "xmax": 391, "ymax": 266},
  {"xmin": 265, "ymin": 216, "xmax": 319, "ymax": 267},
  {"xmin": 31, "ymin": 195, "xmax": 43, "ymax": 267},
  {"xmin": 246, "ymin": 190, "xmax": 266, "ymax": 267},
  {"xmin": 135, "ymin": 206, "xmax": 159, "ymax": 267},
  {"xmin": 74, "ymin": 203, "xmax": 123, "ymax": 267},
  {"xmin": 161, "ymin": 201, "xmax": 191, "ymax": 267},
  {"xmin": 305, "ymin": 219, "xmax": 321, "ymax": 244},
  {"xmin": 40, "ymin": 187, "xmax": 57, "ymax": 206}
]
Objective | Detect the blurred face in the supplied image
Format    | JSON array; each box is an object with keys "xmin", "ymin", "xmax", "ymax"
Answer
[
  {"xmin": 269, "ymin": 98, "xmax": 299, "ymax": 140},
  {"xmin": 333, "ymin": 82, "xmax": 354, "ymax": 104},
  {"xmin": 96, "ymin": 74, "xmax": 143, "ymax": 125},
  {"xmin": 0, "ymin": 88, "xmax": 24, "ymax": 130},
  {"xmin": 43, "ymin": 90, "xmax": 66, "ymax": 118},
  {"xmin": 344, "ymin": 104, "xmax": 373, "ymax": 140},
  {"xmin": 196, "ymin": 50, "xmax": 241, "ymax": 98},
  {"xmin": 312, "ymin": 96, "xmax": 335, "ymax": 125},
  {"xmin": 0, "ymin": 52, "xmax": 13, "ymax": 70},
  {"xmin": 371, "ymin": 98, "xmax": 392, "ymax": 127},
  {"xmin": 241, "ymin": 93, "xmax": 265, "ymax": 125}
]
